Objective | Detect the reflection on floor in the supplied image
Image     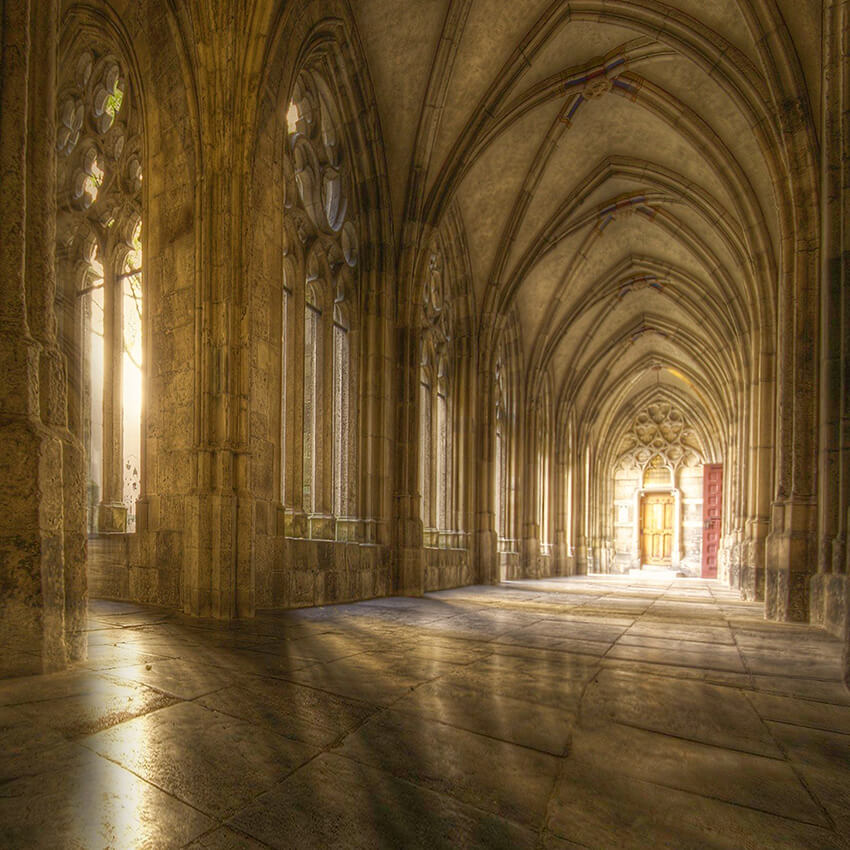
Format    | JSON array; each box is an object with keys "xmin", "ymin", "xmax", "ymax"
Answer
[{"xmin": 2, "ymin": 575, "xmax": 850, "ymax": 849}]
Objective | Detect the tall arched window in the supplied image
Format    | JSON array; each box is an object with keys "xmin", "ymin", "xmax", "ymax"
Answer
[
  {"xmin": 280, "ymin": 265, "xmax": 292, "ymax": 504},
  {"xmin": 332, "ymin": 299, "xmax": 351, "ymax": 517},
  {"xmin": 285, "ymin": 64, "xmax": 360, "ymax": 529},
  {"xmin": 537, "ymin": 398, "xmax": 551, "ymax": 554},
  {"xmin": 419, "ymin": 239, "xmax": 454, "ymax": 537},
  {"xmin": 57, "ymin": 45, "xmax": 143, "ymax": 534},
  {"xmin": 303, "ymin": 282, "xmax": 321, "ymax": 513},
  {"xmin": 494, "ymin": 353, "xmax": 508, "ymax": 544}
]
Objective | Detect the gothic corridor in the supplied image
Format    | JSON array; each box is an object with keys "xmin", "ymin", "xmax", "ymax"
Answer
[{"xmin": 2, "ymin": 0, "xmax": 850, "ymax": 847}]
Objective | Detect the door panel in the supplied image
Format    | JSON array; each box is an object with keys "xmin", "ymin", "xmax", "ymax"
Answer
[
  {"xmin": 701, "ymin": 464, "xmax": 722, "ymax": 578},
  {"xmin": 642, "ymin": 493, "xmax": 674, "ymax": 565}
]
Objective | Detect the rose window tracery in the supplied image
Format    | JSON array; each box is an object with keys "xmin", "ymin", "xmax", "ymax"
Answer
[{"xmin": 616, "ymin": 401, "xmax": 703, "ymax": 473}]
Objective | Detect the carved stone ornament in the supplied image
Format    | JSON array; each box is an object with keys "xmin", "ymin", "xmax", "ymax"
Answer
[{"xmin": 615, "ymin": 401, "xmax": 704, "ymax": 472}]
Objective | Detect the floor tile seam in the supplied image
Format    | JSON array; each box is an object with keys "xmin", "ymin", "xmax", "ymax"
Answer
[
  {"xmin": 618, "ymin": 634, "xmax": 738, "ymax": 648},
  {"xmin": 743, "ymin": 669, "xmax": 847, "ymax": 684},
  {"xmin": 376, "ymin": 702, "xmax": 577, "ymax": 760},
  {"xmin": 191, "ymin": 691, "xmax": 376, "ymax": 750},
  {"xmin": 602, "ymin": 717, "xmax": 787, "ymax": 761},
  {"xmin": 52, "ymin": 697, "xmax": 184, "ymax": 740},
  {"xmin": 325, "ymin": 746, "xmax": 551, "ymax": 836},
  {"xmin": 571, "ymin": 763, "xmax": 836, "ymax": 831},
  {"xmin": 185, "ymin": 694, "xmax": 359, "ymax": 746},
  {"xmin": 762, "ymin": 716, "xmax": 850, "ymax": 737},
  {"xmin": 536, "ymin": 751, "xmax": 595, "ymax": 850},
  {"xmin": 592, "ymin": 664, "xmax": 756, "ymax": 694},
  {"xmin": 399, "ymin": 671, "xmax": 594, "ymax": 714},
  {"xmin": 181, "ymin": 823, "xmax": 274, "ymax": 849},
  {"xmin": 75, "ymin": 745, "xmax": 222, "ymax": 825},
  {"xmin": 750, "ymin": 687, "xmax": 850, "ymax": 708},
  {"xmin": 243, "ymin": 646, "xmax": 371, "ymax": 665},
  {"xmin": 224, "ymin": 669, "xmax": 386, "ymax": 710},
  {"xmin": 215, "ymin": 746, "xmax": 332, "ymax": 828},
  {"xmin": 740, "ymin": 688, "xmax": 838, "ymax": 833},
  {"xmin": 599, "ymin": 652, "xmax": 746, "ymax": 675}
]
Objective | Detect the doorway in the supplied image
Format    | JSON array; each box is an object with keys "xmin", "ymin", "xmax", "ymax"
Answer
[
  {"xmin": 641, "ymin": 491, "xmax": 674, "ymax": 565},
  {"xmin": 701, "ymin": 463, "xmax": 722, "ymax": 578}
]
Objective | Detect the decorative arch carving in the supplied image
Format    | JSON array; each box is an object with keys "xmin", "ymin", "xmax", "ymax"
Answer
[{"xmin": 615, "ymin": 401, "xmax": 704, "ymax": 477}]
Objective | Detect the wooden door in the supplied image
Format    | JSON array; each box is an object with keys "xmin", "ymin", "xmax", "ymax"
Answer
[
  {"xmin": 701, "ymin": 463, "xmax": 722, "ymax": 578},
  {"xmin": 641, "ymin": 493, "xmax": 674, "ymax": 565}
]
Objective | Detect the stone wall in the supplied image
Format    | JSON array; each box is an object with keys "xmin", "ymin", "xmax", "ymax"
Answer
[
  {"xmin": 87, "ymin": 535, "xmax": 131, "ymax": 600},
  {"xmin": 424, "ymin": 546, "xmax": 472, "ymax": 592}
]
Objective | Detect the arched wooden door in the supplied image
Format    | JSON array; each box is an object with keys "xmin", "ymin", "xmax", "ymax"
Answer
[{"xmin": 641, "ymin": 492, "xmax": 674, "ymax": 565}]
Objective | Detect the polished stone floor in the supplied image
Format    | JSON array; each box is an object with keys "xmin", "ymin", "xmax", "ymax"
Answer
[{"xmin": 2, "ymin": 575, "xmax": 850, "ymax": 849}]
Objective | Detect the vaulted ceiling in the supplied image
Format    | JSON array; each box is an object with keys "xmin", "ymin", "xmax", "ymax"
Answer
[{"xmin": 353, "ymin": 0, "xmax": 820, "ymax": 442}]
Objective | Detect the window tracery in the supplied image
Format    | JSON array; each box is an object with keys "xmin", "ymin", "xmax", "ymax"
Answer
[
  {"xmin": 494, "ymin": 348, "xmax": 509, "ymax": 545},
  {"xmin": 536, "ymin": 394, "xmax": 552, "ymax": 553},
  {"xmin": 614, "ymin": 402, "xmax": 704, "ymax": 485},
  {"xmin": 284, "ymin": 64, "xmax": 359, "ymax": 523},
  {"xmin": 57, "ymin": 43, "xmax": 142, "ymax": 534},
  {"xmin": 419, "ymin": 237, "xmax": 454, "ymax": 538}
]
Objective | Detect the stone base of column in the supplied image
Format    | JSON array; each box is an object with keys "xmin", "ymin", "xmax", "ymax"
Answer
[
  {"xmin": 740, "ymin": 563, "xmax": 765, "ymax": 602},
  {"xmin": 0, "ymin": 418, "xmax": 68, "ymax": 675},
  {"xmin": 521, "ymin": 536, "xmax": 540, "ymax": 580},
  {"xmin": 475, "ymin": 528, "xmax": 499, "ymax": 584},
  {"xmin": 62, "ymin": 434, "xmax": 87, "ymax": 661},
  {"xmin": 396, "ymin": 546, "xmax": 425, "ymax": 596},
  {"xmin": 810, "ymin": 572, "xmax": 850, "ymax": 636},
  {"xmin": 765, "ymin": 501, "xmax": 816, "ymax": 622},
  {"xmin": 809, "ymin": 572, "xmax": 850, "ymax": 690},
  {"xmin": 740, "ymin": 528, "xmax": 766, "ymax": 601}
]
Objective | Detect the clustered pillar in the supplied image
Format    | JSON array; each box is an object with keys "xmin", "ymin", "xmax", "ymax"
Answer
[{"xmin": 0, "ymin": 0, "xmax": 86, "ymax": 674}]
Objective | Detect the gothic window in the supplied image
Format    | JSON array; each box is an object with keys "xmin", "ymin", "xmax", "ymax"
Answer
[
  {"xmin": 286, "ymin": 65, "xmax": 360, "ymax": 525},
  {"xmin": 419, "ymin": 239, "xmax": 455, "ymax": 536},
  {"xmin": 537, "ymin": 399, "xmax": 551, "ymax": 552},
  {"xmin": 436, "ymin": 357, "xmax": 450, "ymax": 530},
  {"xmin": 419, "ymin": 347, "xmax": 433, "ymax": 528},
  {"xmin": 57, "ymin": 46, "xmax": 142, "ymax": 534},
  {"xmin": 494, "ymin": 352, "xmax": 508, "ymax": 544},
  {"xmin": 303, "ymin": 283, "xmax": 321, "ymax": 513},
  {"xmin": 280, "ymin": 268, "xmax": 292, "ymax": 504},
  {"xmin": 332, "ymin": 299, "xmax": 351, "ymax": 517}
]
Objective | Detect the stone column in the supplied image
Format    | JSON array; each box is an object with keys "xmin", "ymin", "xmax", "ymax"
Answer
[
  {"xmin": 765, "ymin": 137, "xmax": 820, "ymax": 621},
  {"xmin": 392, "ymin": 322, "xmax": 425, "ymax": 595},
  {"xmin": 0, "ymin": 0, "xmax": 78, "ymax": 673},
  {"xmin": 812, "ymin": 2, "xmax": 850, "ymax": 680}
]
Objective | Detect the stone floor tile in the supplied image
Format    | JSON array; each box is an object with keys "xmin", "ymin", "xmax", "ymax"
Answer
[
  {"xmin": 570, "ymin": 721, "xmax": 828, "ymax": 825},
  {"xmin": 581, "ymin": 667, "xmax": 781, "ymax": 757},
  {"xmin": 335, "ymin": 708, "xmax": 560, "ymax": 826},
  {"xmin": 0, "ymin": 748, "xmax": 213, "ymax": 849},
  {"xmin": 766, "ymin": 721, "xmax": 850, "ymax": 772},
  {"xmin": 13, "ymin": 675, "xmax": 177, "ymax": 738},
  {"xmin": 82, "ymin": 701, "xmax": 317, "ymax": 818},
  {"xmin": 749, "ymin": 692, "xmax": 850, "ymax": 734},
  {"xmin": 107, "ymin": 657, "xmax": 249, "ymax": 699},
  {"xmin": 393, "ymin": 676, "xmax": 576, "ymax": 754},
  {"xmin": 546, "ymin": 759, "xmax": 847, "ymax": 850},
  {"xmin": 228, "ymin": 752, "xmax": 539, "ymax": 850},
  {"xmin": 750, "ymin": 675, "xmax": 850, "ymax": 705},
  {"xmin": 185, "ymin": 826, "xmax": 272, "ymax": 848},
  {"xmin": 517, "ymin": 619, "xmax": 629, "ymax": 642},
  {"xmin": 604, "ymin": 641, "xmax": 747, "ymax": 673},
  {"xmin": 196, "ymin": 677, "xmax": 377, "ymax": 746}
]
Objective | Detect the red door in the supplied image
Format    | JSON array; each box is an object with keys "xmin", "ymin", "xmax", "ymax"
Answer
[{"xmin": 701, "ymin": 464, "xmax": 722, "ymax": 578}]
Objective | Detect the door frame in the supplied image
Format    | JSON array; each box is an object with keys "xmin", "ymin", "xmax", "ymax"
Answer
[{"xmin": 633, "ymin": 487, "xmax": 681, "ymax": 569}]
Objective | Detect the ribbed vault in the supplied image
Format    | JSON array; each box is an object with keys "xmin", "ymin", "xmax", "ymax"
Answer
[{"xmin": 353, "ymin": 0, "xmax": 819, "ymax": 588}]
